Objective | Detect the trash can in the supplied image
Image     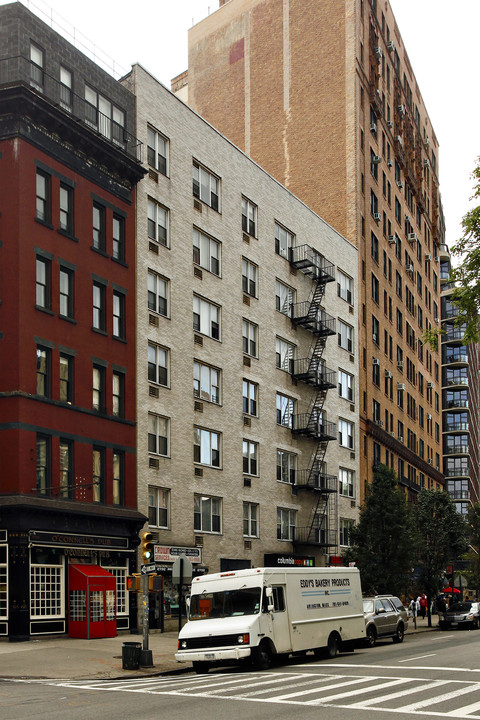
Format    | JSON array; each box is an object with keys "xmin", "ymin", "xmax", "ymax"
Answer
[{"xmin": 122, "ymin": 641, "xmax": 141, "ymax": 670}]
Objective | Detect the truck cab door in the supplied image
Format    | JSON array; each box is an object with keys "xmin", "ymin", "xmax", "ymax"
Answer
[{"xmin": 262, "ymin": 585, "xmax": 291, "ymax": 653}]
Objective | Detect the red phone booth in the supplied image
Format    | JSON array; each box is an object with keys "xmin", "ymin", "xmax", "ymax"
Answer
[{"xmin": 68, "ymin": 564, "xmax": 117, "ymax": 639}]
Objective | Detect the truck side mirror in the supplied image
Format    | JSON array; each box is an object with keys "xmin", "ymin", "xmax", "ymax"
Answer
[{"xmin": 265, "ymin": 587, "xmax": 273, "ymax": 598}]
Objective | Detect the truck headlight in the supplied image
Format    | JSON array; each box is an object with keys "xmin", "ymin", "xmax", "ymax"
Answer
[
  {"xmin": 180, "ymin": 640, "xmax": 188, "ymax": 649},
  {"xmin": 237, "ymin": 633, "xmax": 249, "ymax": 644}
]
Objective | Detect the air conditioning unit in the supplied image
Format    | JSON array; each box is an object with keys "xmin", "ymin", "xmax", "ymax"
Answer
[
  {"xmin": 434, "ymin": 256, "xmax": 439, "ymax": 263},
  {"xmin": 427, "ymin": 413, "xmax": 432, "ymax": 420},
  {"xmin": 396, "ymin": 179, "xmax": 404, "ymax": 188},
  {"xmin": 398, "ymin": 360, "xmax": 404, "ymax": 369},
  {"xmin": 373, "ymin": 358, "xmax": 380, "ymax": 366},
  {"xmin": 428, "ymin": 458, "xmax": 433, "ymax": 465},
  {"xmin": 425, "ymin": 254, "xmax": 432, "ymax": 261},
  {"xmin": 395, "ymin": 135, "xmax": 403, "ymax": 145},
  {"xmin": 408, "ymin": 233, "xmax": 418, "ymax": 244},
  {"xmin": 385, "ymin": 370, "xmax": 393, "ymax": 378},
  {"xmin": 387, "ymin": 159, "xmax": 393, "ymax": 167},
  {"xmin": 434, "ymin": 317, "xmax": 439, "ymax": 324},
  {"xmin": 405, "ymin": 264, "xmax": 414, "ymax": 273},
  {"xmin": 427, "ymin": 381, "xmax": 433, "ymax": 388},
  {"xmin": 389, "ymin": 431, "xmax": 395, "ymax": 437},
  {"xmin": 374, "ymin": 46, "xmax": 383, "ymax": 61},
  {"xmin": 398, "ymin": 104, "xmax": 406, "ymax": 116},
  {"xmin": 372, "ymin": 154, "xmax": 382, "ymax": 164},
  {"xmin": 424, "ymin": 137, "xmax": 430, "ymax": 148},
  {"xmin": 373, "ymin": 212, "xmax": 381, "ymax": 221},
  {"xmin": 397, "ymin": 383, "xmax": 405, "ymax": 390},
  {"xmin": 387, "ymin": 121, "xmax": 394, "ymax": 129},
  {"xmin": 398, "ymin": 435, "xmax": 404, "ymax": 443},
  {"xmin": 376, "ymin": 419, "xmax": 384, "ymax": 427},
  {"xmin": 370, "ymin": 122, "xmax": 377, "ymax": 133},
  {"xmin": 387, "ymin": 40, "xmax": 396, "ymax": 52},
  {"xmin": 424, "ymin": 159, "xmax": 430, "ymax": 168}
]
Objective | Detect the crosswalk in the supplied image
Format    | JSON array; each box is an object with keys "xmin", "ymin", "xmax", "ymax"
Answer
[{"xmin": 44, "ymin": 670, "xmax": 480, "ymax": 718}]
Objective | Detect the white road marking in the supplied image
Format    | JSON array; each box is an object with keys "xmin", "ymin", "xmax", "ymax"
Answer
[
  {"xmin": 306, "ymin": 662, "xmax": 480, "ymax": 674},
  {"xmin": 397, "ymin": 682, "xmax": 480, "ymax": 713},
  {"xmin": 398, "ymin": 654, "xmax": 436, "ymax": 662},
  {"xmin": 349, "ymin": 679, "xmax": 446, "ymax": 708},
  {"xmin": 306, "ymin": 677, "xmax": 412, "ymax": 704},
  {"xmin": 272, "ymin": 675, "xmax": 374, "ymax": 701}
]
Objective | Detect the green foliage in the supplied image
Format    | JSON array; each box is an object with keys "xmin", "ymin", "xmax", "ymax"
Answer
[
  {"xmin": 412, "ymin": 490, "xmax": 467, "ymax": 599},
  {"xmin": 462, "ymin": 504, "xmax": 480, "ymax": 596},
  {"xmin": 422, "ymin": 327, "xmax": 443, "ymax": 352},
  {"xmin": 450, "ymin": 157, "xmax": 480, "ymax": 344},
  {"xmin": 343, "ymin": 464, "xmax": 415, "ymax": 595}
]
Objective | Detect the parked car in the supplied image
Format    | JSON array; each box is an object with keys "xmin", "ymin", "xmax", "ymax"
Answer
[
  {"xmin": 440, "ymin": 601, "xmax": 480, "ymax": 630},
  {"xmin": 363, "ymin": 595, "xmax": 408, "ymax": 646}
]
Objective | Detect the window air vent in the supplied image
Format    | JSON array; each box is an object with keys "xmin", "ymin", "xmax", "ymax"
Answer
[
  {"xmin": 349, "ymin": 306, "xmax": 354, "ymax": 314},
  {"xmin": 350, "ymin": 452, "xmax": 356, "ymax": 460},
  {"xmin": 243, "ymin": 355, "xmax": 251, "ymax": 367},
  {"xmin": 243, "ymin": 233, "xmax": 250, "ymax": 244},
  {"xmin": 194, "ymin": 334, "xmax": 203, "ymax": 346},
  {"xmin": 194, "ymin": 199, "xmax": 202, "ymax": 212},
  {"xmin": 149, "ymin": 385, "xmax": 159, "ymax": 398},
  {"xmin": 149, "ymin": 314, "xmax": 159, "ymax": 327},
  {"xmin": 350, "ymin": 500, "xmax": 356, "ymax": 509},
  {"xmin": 194, "ymin": 467, "xmax": 204, "ymax": 477},
  {"xmin": 195, "ymin": 535, "xmax": 203, "ymax": 546},
  {"xmin": 350, "ymin": 404, "xmax": 355, "ymax": 412},
  {"xmin": 349, "ymin": 354, "xmax": 355, "ymax": 363},
  {"xmin": 149, "ymin": 457, "xmax": 159, "ymax": 469},
  {"xmin": 244, "ymin": 540, "xmax": 252, "ymax": 550},
  {"xmin": 148, "ymin": 168, "xmax": 158, "ymax": 183},
  {"xmin": 194, "ymin": 400, "xmax": 204, "ymax": 412},
  {"xmin": 244, "ymin": 477, "xmax": 252, "ymax": 488},
  {"xmin": 194, "ymin": 266, "xmax": 203, "ymax": 279},
  {"xmin": 243, "ymin": 416, "xmax": 251, "ymax": 426},
  {"xmin": 243, "ymin": 294, "xmax": 250, "ymax": 306},
  {"xmin": 149, "ymin": 241, "xmax": 159, "ymax": 254}
]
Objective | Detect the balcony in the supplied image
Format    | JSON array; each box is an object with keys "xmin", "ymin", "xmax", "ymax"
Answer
[
  {"xmin": 295, "ymin": 470, "xmax": 337, "ymax": 492},
  {"xmin": 445, "ymin": 469, "xmax": 470, "ymax": 479},
  {"xmin": 444, "ymin": 445, "xmax": 469, "ymax": 455},
  {"xmin": 445, "ymin": 399, "xmax": 468, "ymax": 409},
  {"xmin": 291, "ymin": 304, "xmax": 336, "ymax": 336},
  {"xmin": 291, "ymin": 359, "xmax": 336, "ymax": 389},
  {"xmin": 444, "ymin": 328, "xmax": 466, "ymax": 342},
  {"xmin": 292, "ymin": 416, "xmax": 337, "ymax": 441},
  {"xmin": 444, "ymin": 421, "xmax": 469, "ymax": 432},
  {"xmin": 444, "ymin": 352, "xmax": 468, "ymax": 365},
  {"xmin": 292, "ymin": 527, "xmax": 337, "ymax": 547},
  {"xmin": 448, "ymin": 490, "xmax": 470, "ymax": 500},
  {"xmin": 289, "ymin": 245, "xmax": 335, "ymax": 283},
  {"xmin": 444, "ymin": 377, "xmax": 468, "ymax": 388}
]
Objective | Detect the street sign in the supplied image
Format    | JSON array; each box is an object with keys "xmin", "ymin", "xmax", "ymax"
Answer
[
  {"xmin": 172, "ymin": 555, "xmax": 193, "ymax": 585},
  {"xmin": 141, "ymin": 562, "xmax": 157, "ymax": 575}
]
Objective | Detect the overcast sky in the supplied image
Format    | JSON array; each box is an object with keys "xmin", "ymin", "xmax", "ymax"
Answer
[{"xmin": 6, "ymin": 0, "xmax": 478, "ymax": 249}]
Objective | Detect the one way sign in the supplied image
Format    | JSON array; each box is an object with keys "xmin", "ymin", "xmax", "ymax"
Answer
[{"xmin": 141, "ymin": 563, "xmax": 156, "ymax": 575}]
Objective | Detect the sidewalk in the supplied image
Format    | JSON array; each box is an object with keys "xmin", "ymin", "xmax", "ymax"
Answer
[{"xmin": 0, "ymin": 616, "xmax": 437, "ymax": 682}]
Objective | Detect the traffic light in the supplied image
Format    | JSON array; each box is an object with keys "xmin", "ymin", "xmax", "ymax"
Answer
[
  {"xmin": 148, "ymin": 575, "xmax": 164, "ymax": 592},
  {"xmin": 126, "ymin": 574, "xmax": 140, "ymax": 592},
  {"xmin": 141, "ymin": 530, "xmax": 154, "ymax": 564}
]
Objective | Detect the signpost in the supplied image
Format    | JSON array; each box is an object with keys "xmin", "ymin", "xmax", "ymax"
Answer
[
  {"xmin": 140, "ymin": 563, "xmax": 156, "ymax": 667},
  {"xmin": 172, "ymin": 555, "xmax": 193, "ymax": 633}
]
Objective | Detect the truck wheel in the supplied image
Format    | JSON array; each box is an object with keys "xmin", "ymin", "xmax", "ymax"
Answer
[
  {"xmin": 325, "ymin": 633, "xmax": 339, "ymax": 658},
  {"xmin": 366, "ymin": 626, "xmax": 377, "ymax": 647},
  {"xmin": 392, "ymin": 623, "xmax": 404, "ymax": 643},
  {"xmin": 253, "ymin": 642, "xmax": 273, "ymax": 670},
  {"xmin": 192, "ymin": 661, "xmax": 211, "ymax": 674}
]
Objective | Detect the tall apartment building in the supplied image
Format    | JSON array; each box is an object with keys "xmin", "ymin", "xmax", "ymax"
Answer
[
  {"xmin": 440, "ymin": 245, "xmax": 480, "ymax": 514},
  {"xmin": 122, "ymin": 63, "xmax": 359, "ymax": 610},
  {"xmin": 179, "ymin": 0, "xmax": 445, "ymax": 500},
  {"xmin": 0, "ymin": 2, "xmax": 145, "ymax": 640}
]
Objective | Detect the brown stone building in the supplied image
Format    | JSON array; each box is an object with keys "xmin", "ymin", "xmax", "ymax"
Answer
[{"xmin": 176, "ymin": 0, "xmax": 445, "ymax": 502}]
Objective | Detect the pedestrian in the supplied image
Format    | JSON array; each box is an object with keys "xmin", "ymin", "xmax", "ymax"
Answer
[
  {"xmin": 419, "ymin": 593, "xmax": 427, "ymax": 619},
  {"xmin": 409, "ymin": 597, "xmax": 416, "ymax": 618}
]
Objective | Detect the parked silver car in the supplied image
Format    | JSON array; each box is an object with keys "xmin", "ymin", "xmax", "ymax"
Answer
[
  {"xmin": 363, "ymin": 595, "xmax": 408, "ymax": 646},
  {"xmin": 440, "ymin": 601, "xmax": 480, "ymax": 630}
]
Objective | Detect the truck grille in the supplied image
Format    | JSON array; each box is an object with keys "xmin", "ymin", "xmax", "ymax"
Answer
[{"xmin": 183, "ymin": 633, "xmax": 242, "ymax": 649}]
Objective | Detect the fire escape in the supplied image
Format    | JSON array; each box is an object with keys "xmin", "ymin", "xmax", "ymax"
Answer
[{"xmin": 288, "ymin": 244, "xmax": 338, "ymax": 555}]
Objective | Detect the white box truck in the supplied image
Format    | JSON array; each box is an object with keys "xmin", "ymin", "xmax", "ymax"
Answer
[{"xmin": 175, "ymin": 566, "xmax": 365, "ymax": 673}]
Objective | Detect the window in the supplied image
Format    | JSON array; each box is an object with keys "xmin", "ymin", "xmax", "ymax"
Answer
[
  {"xmin": 242, "ymin": 258, "xmax": 258, "ymax": 297},
  {"xmin": 339, "ymin": 467, "xmax": 354, "ymax": 497},
  {"xmin": 92, "ymin": 282, "xmax": 106, "ymax": 331},
  {"xmin": 242, "ymin": 197, "xmax": 257, "ymax": 236},
  {"xmin": 36, "ymin": 256, "xmax": 51, "ymax": 309},
  {"xmin": 59, "ymin": 184, "xmax": 73, "ymax": 234},
  {"xmin": 147, "ymin": 271, "xmax": 169, "ymax": 317},
  {"xmin": 242, "ymin": 379, "xmax": 258, "ymax": 416},
  {"xmin": 148, "ymin": 414, "xmax": 169, "ymax": 456},
  {"xmin": 276, "ymin": 392, "xmax": 295, "ymax": 428},
  {"xmin": 276, "ymin": 337, "xmax": 295, "ymax": 372},
  {"xmin": 112, "ymin": 451, "xmax": 124, "ymax": 506},
  {"xmin": 113, "ymin": 291, "xmax": 126, "ymax": 340},
  {"xmin": 340, "ymin": 518, "xmax": 355, "ymax": 547},
  {"xmin": 194, "ymin": 427, "xmax": 221, "ymax": 467},
  {"xmin": 30, "ymin": 42, "xmax": 44, "ymax": 91},
  {"xmin": 372, "ymin": 274, "xmax": 379, "ymax": 304},
  {"xmin": 92, "ymin": 365, "xmax": 105, "ymax": 413},
  {"xmin": 194, "ymin": 296, "xmax": 220, "ymax": 340},
  {"xmin": 36, "ymin": 170, "xmax": 50, "ymax": 223},
  {"xmin": 243, "ymin": 502, "xmax": 258, "ymax": 537},
  {"xmin": 148, "ymin": 487, "xmax": 169, "ymax": 528},
  {"xmin": 194, "ymin": 495, "xmax": 221, "ymax": 533},
  {"xmin": 276, "ymin": 279, "xmax": 295, "ymax": 315},
  {"xmin": 59, "ymin": 440, "xmax": 73, "ymax": 499},
  {"xmin": 370, "ymin": 148, "xmax": 379, "ymax": 180},
  {"xmin": 275, "ymin": 222, "xmax": 294, "ymax": 258},
  {"xmin": 31, "ymin": 555, "xmax": 64, "ymax": 618},
  {"xmin": 36, "ymin": 345, "xmax": 50, "ymax": 397},
  {"xmin": 372, "ymin": 315, "xmax": 380, "ymax": 345},
  {"xmin": 243, "ymin": 440, "xmax": 258, "ymax": 475},
  {"xmin": 276, "ymin": 449, "xmax": 296, "ymax": 484},
  {"xmin": 193, "ymin": 161, "xmax": 220, "ymax": 211},
  {"xmin": 92, "ymin": 203, "xmax": 105, "ymax": 252},
  {"xmin": 370, "ymin": 189, "xmax": 378, "ymax": 217},
  {"xmin": 59, "ymin": 267, "xmax": 74, "ymax": 319},
  {"xmin": 148, "ymin": 343, "xmax": 169, "ymax": 386},
  {"xmin": 36, "ymin": 434, "xmax": 50, "ymax": 494},
  {"xmin": 193, "ymin": 228, "xmax": 220, "ymax": 275},
  {"xmin": 277, "ymin": 507, "xmax": 296, "ymax": 541},
  {"xmin": 338, "ymin": 370, "xmax": 354, "ymax": 401},
  {"xmin": 147, "ymin": 126, "xmax": 169, "ymax": 176},
  {"xmin": 59, "ymin": 353, "xmax": 73, "ymax": 404},
  {"xmin": 338, "ymin": 419, "xmax": 354, "ymax": 449},
  {"xmin": 85, "ymin": 86, "xmax": 125, "ymax": 146},
  {"xmin": 337, "ymin": 270, "xmax": 353, "ymax": 303},
  {"xmin": 112, "ymin": 371, "xmax": 124, "ymax": 418},
  {"xmin": 92, "ymin": 447, "xmax": 105, "ymax": 503},
  {"xmin": 112, "ymin": 215, "xmax": 125, "ymax": 263},
  {"xmin": 194, "ymin": 361, "xmax": 220, "ymax": 404},
  {"xmin": 242, "ymin": 319, "xmax": 258, "ymax": 357},
  {"xmin": 338, "ymin": 320, "xmax": 353, "ymax": 352},
  {"xmin": 59, "ymin": 66, "xmax": 72, "ymax": 111},
  {"xmin": 373, "ymin": 398, "xmax": 381, "ymax": 422},
  {"xmin": 148, "ymin": 199, "xmax": 168, "ymax": 246}
]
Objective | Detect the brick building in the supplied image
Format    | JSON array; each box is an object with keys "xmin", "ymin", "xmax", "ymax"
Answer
[
  {"xmin": 0, "ymin": 2, "xmax": 145, "ymax": 639},
  {"xmin": 179, "ymin": 0, "xmax": 445, "ymax": 502}
]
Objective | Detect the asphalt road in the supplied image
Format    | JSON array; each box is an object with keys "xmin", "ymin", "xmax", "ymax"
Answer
[{"xmin": 3, "ymin": 629, "xmax": 480, "ymax": 720}]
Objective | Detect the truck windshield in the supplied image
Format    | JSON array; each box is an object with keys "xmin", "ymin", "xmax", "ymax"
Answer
[{"xmin": 189, "ymin": 587, "xmax": 262, "ymax": 619}]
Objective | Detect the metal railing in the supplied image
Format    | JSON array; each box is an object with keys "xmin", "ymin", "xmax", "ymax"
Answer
[
  {"xmin": 291, "ymin": 359, "xmax": 336, "ymax": 388},
  {"xmin": 292, "ymin": 416, "xmax": 337, "ymax": 440}
]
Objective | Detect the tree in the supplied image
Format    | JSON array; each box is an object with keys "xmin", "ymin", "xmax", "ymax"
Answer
[
  {"xmin": 413, "ymin": 490, "xmax": 467, "ymax": 625},
  {"xmin": 450, "ymin": 157, "xmax": 480, "ymax": 344},
  {"xmin": 462, "ymin": 504, "xmax": 480, "ymax": 597},
  {"xmin": 343, "ymin": 464, "xmax": 415, "ymax": 596}
]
